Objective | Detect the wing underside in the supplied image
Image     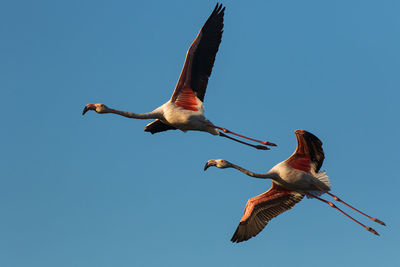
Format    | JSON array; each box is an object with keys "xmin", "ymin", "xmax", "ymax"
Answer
[
  {"xmin": 170, "ymin": 3, "xmax": 225, "ymax": 108},
  {"xmin": 285, "ymin": 130, "xmax": 325, "ymax": 174},
  {"xmin": 231, "ymin": 184, "xmax": 304, "ymax": 243}
]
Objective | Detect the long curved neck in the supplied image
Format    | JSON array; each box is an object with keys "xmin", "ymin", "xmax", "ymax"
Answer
[
  {"xmin": 106, "ymin": 108, "xmax": 161, "ymax": 120},
  {"xmin": 227, "ymin": 163, "xmax": 276, "ymax": 180}
]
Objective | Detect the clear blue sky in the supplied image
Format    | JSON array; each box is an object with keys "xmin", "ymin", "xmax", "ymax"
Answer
[{"xmin": 1, "ymin": 0, "xmax": 399, "ymax": 266}]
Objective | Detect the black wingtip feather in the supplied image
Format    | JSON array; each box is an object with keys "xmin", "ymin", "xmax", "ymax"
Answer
[
  {"xmin": 231, "ymin": 221, "xmax": 256, "ymax": 243},
  {"xmin": 189, "ymin": 3, "xmax": 225, "ymax": 102},
  {"xmin": 302, "ymin": 130, "xmax": 325, "ymax": 173},
  {"xmin": 144, "ymin": 120, "xmax": 177, "ymax": 134}
]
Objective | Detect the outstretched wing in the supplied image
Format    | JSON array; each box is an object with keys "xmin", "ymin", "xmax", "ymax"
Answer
[
  {"xmin": 170, "ymin": 3, "xmax": 225, "ymax": 111},
  {"xmin": 231, "ymin": 184, "xmax": 304, "ymax": 243},
  {"xmin": 285, "ymin": 129, "xmax": 325, "ymax": 174},
  {"xmin": 144, "ymin": 120, "xmax": 177, "ymax": 134}
]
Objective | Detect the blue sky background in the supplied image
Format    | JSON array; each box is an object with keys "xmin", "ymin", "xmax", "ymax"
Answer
[{"xmin": 1, "ymin": 0, "xmax": 399, "ymax": 266}]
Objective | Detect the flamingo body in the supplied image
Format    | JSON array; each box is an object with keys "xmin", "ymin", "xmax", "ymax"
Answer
[
  {"xmin": 269, "ymin": 161, "xmax": 329, "ymax": 192},
  {"xmin": 154, "ymin": 101, "xmax": 217, "ymax": 135}
]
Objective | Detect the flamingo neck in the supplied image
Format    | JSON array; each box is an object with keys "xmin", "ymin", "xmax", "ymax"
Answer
[
  {"xmin": 227, "ymin": 162, "xmax": 275, "ymax": 180},
  {"xmin": 106, "ymin": 108, "xmax": 162, "ymax": 120}
]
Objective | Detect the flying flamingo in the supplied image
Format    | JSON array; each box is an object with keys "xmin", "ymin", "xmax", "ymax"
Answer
[
  {"xmin": 204, "ymin": 129, "xmax": 386, "ymax": 243},
  {"xmin": 82, "ymin": 4, "xmax": 276, "ymax": 150}
]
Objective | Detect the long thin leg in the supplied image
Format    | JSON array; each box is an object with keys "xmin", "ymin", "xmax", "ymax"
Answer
[
  {"xmin": 219, "ymin": 133, "xmax": 269, "ymax": 150},
  {"xmin": 306, "ymin": 192, "xmax": 379, "ymax": 236},
  {"xmin": 212, "ymin": 125, "xmax": 277, "ymax": 146},
  {"xmin": 313, "ymin": 186, "xmax": 386, "ymax": 226}
]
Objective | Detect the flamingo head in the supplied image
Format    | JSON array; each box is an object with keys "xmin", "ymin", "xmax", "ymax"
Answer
[
  {"xmin": 82, "ymin": 103, "xmax": 109, "ymax": 115},
  {"xmin": 204, "ymin": 159, "xmax": 231, "ymax": 171}
]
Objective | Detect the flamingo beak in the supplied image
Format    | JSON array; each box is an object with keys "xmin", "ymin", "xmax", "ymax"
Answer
[
  {"xmin": 82, "ymin": 104, "xmax": 96, "ymax": 115},
  {"xmin": 204, "ymin": 160, "xmax": 217, "ymax": 171}
]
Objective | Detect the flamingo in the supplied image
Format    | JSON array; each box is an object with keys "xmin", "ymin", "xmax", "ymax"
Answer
[
  {"xmin": 82, "ymin": 3, "xmax": 276, "ymax": 150},
  {"xmin": 204, "ymin": 129, "xmax": 386, "ymax": 243}
]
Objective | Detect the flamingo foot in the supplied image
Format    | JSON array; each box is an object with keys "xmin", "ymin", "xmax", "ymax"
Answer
[
  {"xmin": 366, "ymin": 226, "xmax": 380, "ymax": 236},
  {"xmin": 255, "ymin": 145, "xmax": 270, "ymax": 150},
  {"xmin": 261, "ymin": 141, "xmax": 277, "ymax": 146},
  {"xmin": 373, "ymin": 218, "xmax": 386, "ymax": 226}
]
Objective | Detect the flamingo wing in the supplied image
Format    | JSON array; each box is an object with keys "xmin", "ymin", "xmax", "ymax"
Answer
[
  {"xmin": 285, "ymin": 129, "xmax": 325, "ymax": 174},
  {"xmin": 170, "ymin": 3, "xmax": 225, "ymax": 111},
  {"xmin": 144, "ymin": 120, "xmax": 177, "ymax": 134},
  {"xmin": 231, "ymin": 183, "xmax": 304, "ymax": 243}
]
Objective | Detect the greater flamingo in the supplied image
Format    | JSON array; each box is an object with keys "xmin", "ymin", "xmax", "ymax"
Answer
[
  {"xmin": 82, "ymin": 4, "xmax": 276, "ymax": 150},
  {"xmin": 204, "ymin": 129, "xmax": 386, "ymax": 243}
]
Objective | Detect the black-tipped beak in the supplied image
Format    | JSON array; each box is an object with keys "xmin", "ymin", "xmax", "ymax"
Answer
[
  {"xmin": 82, "ymin": 106, "xmax": 89, "ymax": 115},
  {"xmin": 82, "ymin": 104, "xmax": 96, "ymax": 115},
  {"xmin": 204, "ymin": 160, "xmax": 216, "ymax": 171}
]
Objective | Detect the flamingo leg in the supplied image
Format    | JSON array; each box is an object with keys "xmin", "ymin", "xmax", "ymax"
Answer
[
  {"xmin": 306, "ymin": 192, "xmax": 380, "ymax": 236},
  {"xmin": 212, "ymin": 125, "xmax": 277, "ymax": 146},
  {"xmin": 313, "ymin": 186, "xmax": 386, "ymax": 226},
  {"xmin": 219, "ymin": 133, "xmax": 269, "ymax": 150}
]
